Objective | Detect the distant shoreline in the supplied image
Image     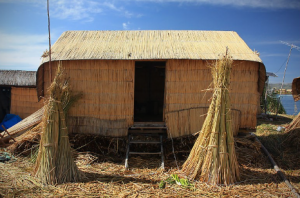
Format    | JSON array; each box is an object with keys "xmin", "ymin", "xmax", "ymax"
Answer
[
  {"xmin": 277, "ymin": 93, "xmax": 292, "ymax": 95},
  {"xmin": 269, "ymin": 83, "xmax": 292, "ymax": 90}
]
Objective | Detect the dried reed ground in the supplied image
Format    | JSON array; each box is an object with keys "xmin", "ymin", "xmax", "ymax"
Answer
[
  {"xmin": 0, "ymin": 114, "xmax": 299, "ymax": 197},
  {"xmin": 0, "ymin": 152, "xmax": 294, "ymax": 197},
  {"xmin": 1, "ymin": 121, "xmax": 299, "ymax": 198}
]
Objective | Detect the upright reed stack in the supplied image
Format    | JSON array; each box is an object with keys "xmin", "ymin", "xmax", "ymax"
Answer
[
  {"xmin": 34, "ymin": 63, "xmax": 81, "ymax": 184},
  {"xmin": 182, "ymin": 50, "xmax": 240, "ymax": 185}
]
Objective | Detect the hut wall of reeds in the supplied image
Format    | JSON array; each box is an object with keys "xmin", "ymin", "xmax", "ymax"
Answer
[
  {"xmin": 36, "ymin": 30, "xmax": 266, "ymax": 138},
  {"xmin": 10, "ymin": 87, "xmax": 43, "ymax": 119},
  {"xmin": 164, "ymin": 59, "xmax": 263, "ymax": 137},
  {"xmin": 292, "ymin": 77, "xmax": 300, "ymax": 102},
  {"xmin": 41, "ymin": 60, "xmax": 135, "ymax": 137},
  {"xmin": 0, "ymin": 70, "xmax": 42, "ymax": 121}
]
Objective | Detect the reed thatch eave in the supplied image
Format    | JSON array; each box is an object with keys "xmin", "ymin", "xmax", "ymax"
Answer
[
  {"xmin": 39, "ymin": 30, "xmax": 263, "ymax": 64},
  {"xmin": 0, "ymin": 70, "xmax": 36, "ymax": 87},
  {"xmin": 36, "ymin": 30, "xmax": 266, "ymax": 99}
]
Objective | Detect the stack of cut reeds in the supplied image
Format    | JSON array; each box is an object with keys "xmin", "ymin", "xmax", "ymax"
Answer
[
  {"xmin": 285, "ymin": 112, "xmax": 300, "ymax": 132},
  {"xmin": 283, "ymin": 112, "xmax": 300, "ymax": 153},
  {"xmin": 182, "ymin": 50, "xmax": 240, "ymax": 185},
  {"xmin": 34, "ymin": 63, "xmax": 81, "ymax": 185},
  {"xmin": 8, "ymin": 122, "xmax": 42, "ymax": 153}
]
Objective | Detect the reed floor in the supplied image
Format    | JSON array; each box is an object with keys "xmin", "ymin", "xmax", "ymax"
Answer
[{"xmin": 0, "ymin": 114, "xmax": 299, "ymax": 197}]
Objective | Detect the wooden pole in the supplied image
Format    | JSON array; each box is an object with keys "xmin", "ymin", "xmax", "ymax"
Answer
[
  {"xmin": 1, "ymin": 125, "xmax": 16, "ymax": 142},
  {"xmin": 47, "ymin": 0, "xmax": 52, "ymax": 83}
]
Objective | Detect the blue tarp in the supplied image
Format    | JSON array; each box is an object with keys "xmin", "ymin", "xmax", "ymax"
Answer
[{"xmin": 0, "ymin": 114, "xmax": 22, "ymax": 130}]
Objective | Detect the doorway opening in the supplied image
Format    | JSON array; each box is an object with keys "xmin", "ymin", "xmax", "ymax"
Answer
[
  {"xmin": 0, "ymin": 87, "xmax": 11, "ymax": 123},
  {"xmin": 134, "ymin": 61, "xmax": 165, "ymax": 122}
]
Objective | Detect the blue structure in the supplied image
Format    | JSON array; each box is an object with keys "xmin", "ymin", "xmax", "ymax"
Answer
[{"xmin": 0, "ymin": 114, "xmax": 22, "ymax": 131}]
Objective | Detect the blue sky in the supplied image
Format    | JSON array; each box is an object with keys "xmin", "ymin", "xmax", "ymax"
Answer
[{"xmin": 0, "ymin": 0, "xmax": 299, "ymax": 83}]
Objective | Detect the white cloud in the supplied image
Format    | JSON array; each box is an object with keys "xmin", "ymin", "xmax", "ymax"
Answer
[
  {"xmin": 103, "ymin": 2, "xmax": 121, "ymax": 11},
  {"xmin": 102, "ymin": 2, "xmax": 134, "ymax": 18},
  {"xmin": 50, "ymin": 0, "xmax": 102, "ymax": 22},
  {"xmin": 260, "ymin": 52, "xmax": 300, "ymax": 58},
  {"xmin": 122, "ymin": 22, "xmax": 130, "ymax": 29},
  {"xmin": 133, "ymin": 0, "xmax": 300, "ymax": 9},
  {"xmin": 0, "ymin": 0, "xmax": 136, "ymax": 22},
  {"xmin": 252, "ymin": 40, "xmax": 300, "ymax": 46},
  {"xmin": 0, "ymin": 32, "xmax": 48, "ymax": 71},
  {"xmin": 260, "ymin": 53, "xmax": 288, "ymax": 57},
  {"xmin": 46, "ymin": 0, "xmax": 136, "ymax": 21},
  {"xmin": 1, "ymin": 0, "xmax": 299, "ymax": 10}
]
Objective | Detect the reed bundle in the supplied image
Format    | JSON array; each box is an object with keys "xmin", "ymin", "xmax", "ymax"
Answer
[
  {"xmin": 34, "ymin": 63, "xmax": 81, "ymax": 185},
  {"xmin": 282, "ymin": 112, "xmax": 300, "ymax": 157},
  {"xmin": 181, "ymin": 50, "xmax": 240, "ymax": 185},
  {"xmin": 285, "ymin": 112, "xmax": 300, "ymax": 132},
  {"xmin": 8, "ymin": 122, "xmax": 42, "ymax": 153},
  {"xmin": 0, "ymin": 107, "xmax": 44, "ymax": 144}
]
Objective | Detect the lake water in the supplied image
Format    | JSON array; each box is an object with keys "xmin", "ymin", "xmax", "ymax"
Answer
[{"xmin": 279, "ymin": 95, "xmax": 300, "ymax": 115}]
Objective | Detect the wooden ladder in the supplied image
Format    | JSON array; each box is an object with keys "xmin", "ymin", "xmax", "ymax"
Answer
[{"xmin": 125, "ymin": 124, "xmax": 167, "ymax": 170}]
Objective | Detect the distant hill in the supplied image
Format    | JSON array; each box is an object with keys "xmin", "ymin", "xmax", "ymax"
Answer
[{"xmin": 269, "ymin": 83, "xmax": 292, "ymax": 90}]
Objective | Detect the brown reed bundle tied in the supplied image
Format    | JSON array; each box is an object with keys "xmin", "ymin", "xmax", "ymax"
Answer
[
  {"xmin": 181, "ymin": 49, "xmax": 240, "ymax": 185},
  {"xmin": 34, "ymin": 62, "xmax": 82, "ymax": 185},
  {"xmin": 285, "ymin": 112, "xmax": 300, "ymax": 132}
]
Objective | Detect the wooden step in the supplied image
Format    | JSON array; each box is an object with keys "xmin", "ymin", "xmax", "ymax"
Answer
[
  {"xmin": 130, "ymin": 140, "xmax": 161, "ymax": 144},
  {"xmin": 125, "ymin": 133, "xmax": 165, "ymax": 170},
  {"xmin": 128, "ymin": 129, "xmax": 167, "ymax": 134},
  {"xmin": 133, "ymin": 122, "xmax": 165, "ymax": 127},
  {"xmin": 129, "ymin": 152, "xmax": 162, "ymax": 155},
  {"xmin": 130, "ymin": 126, "xmax": 167, "ymax": 130}
]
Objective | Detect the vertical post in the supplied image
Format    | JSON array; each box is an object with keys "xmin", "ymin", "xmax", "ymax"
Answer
[
  {"xmin": 160, "ymin": 135, "xmax": 164, "ymax": 170},
  {"xmin": 277, "ymin": 46, "xmax": 293, "ymax": 116},
  {"xmin": 125, "ymin": 134, "xmax": 131, "ymax": 170},
  {"xmin": 264, "ymin": 77, "xmax": 269, "ymax": 114},
  {"xmin": 1, "ymin": 125, "xmax": 16, "ymax": 142},
  {"xmin": 47, "ymin": 0, "xmax": 52, "ymax": 83}
]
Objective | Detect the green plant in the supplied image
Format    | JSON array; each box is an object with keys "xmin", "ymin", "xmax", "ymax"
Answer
[
  {"xmin": 159, "ymin": 174, "xmax": 193, "ymax": 189},
  {"xmin": 261, "ymin": 91, "xmax": 286, "ymax": 114}
]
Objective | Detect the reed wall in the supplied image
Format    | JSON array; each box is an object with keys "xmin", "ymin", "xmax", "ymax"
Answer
[
  {"xmin": 165, "ymin": 108, "xmax": 241, "ymax": 138},
  {"xmin": 40, "ymin": 59, "xmax": 263, "ymax": 138},
  {"xmin": 292, "ymin": 77, "xmax": 300, "ymax": 102},
  {"xmin": 10, "ymin": 87, "xmax": 43, "ymax": 119},
  {"xmin": 42, "ymin": 60, "xmax": 135, "ymax": 137},
  {"xmin": 164, "ymin": 60, "xmax": 261, "ymax": 138}
]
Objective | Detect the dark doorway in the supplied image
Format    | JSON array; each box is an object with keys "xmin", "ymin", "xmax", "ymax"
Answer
[
  {"xmin": 0, "ymin": 87, "xmax": 11, "ymax": 123},
  {"xmin": 134, "ymin": 61, "xmax": 165, "ymax": 122}
]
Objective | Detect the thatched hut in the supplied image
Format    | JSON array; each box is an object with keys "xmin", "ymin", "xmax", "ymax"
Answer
[
  {"xmin": 0, "ymin": 70, "xmax": 43, "ymax": 122},
  {"xmin": 292, "ymin": 77, "xmax": 300, "ymax": 102},
  {"xmin": 36, "ymin": 30, "xmax": 266, "ymax": 138}
]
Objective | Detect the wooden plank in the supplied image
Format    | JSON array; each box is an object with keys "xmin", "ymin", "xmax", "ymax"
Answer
[
  {"xmin": 1, "ymin": 125, "xmax": 16, "ymax": 142},
  {"xmin": 133, "ymin": 122, "xmax": 166, "ymax": 127},
  {"xmin": 130, "ymin": 127, "xmax": 167, "ymax": 130},
  {"xmin": 130, "ymin": 140, "xmax": 161, "ymax": 144},
  {"xmin": 129, "ymin": 152, "xmax": 161, "ymax": 155},
  {"xmin": 128, "ymin": 129, "xmax": 167, "ymax": 134}
]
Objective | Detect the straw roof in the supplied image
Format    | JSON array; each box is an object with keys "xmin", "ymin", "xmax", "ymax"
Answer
[
  {"xmin": 40, "ymin": 30, "xmax": 263, "ymax": 64},
  {"xmin": 0, "ymin": 70, "xmax": 36, "ymax": 87},
  {"xmin": 292, "ymin": 77, "xmax": 300, "ymax": 102}
]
